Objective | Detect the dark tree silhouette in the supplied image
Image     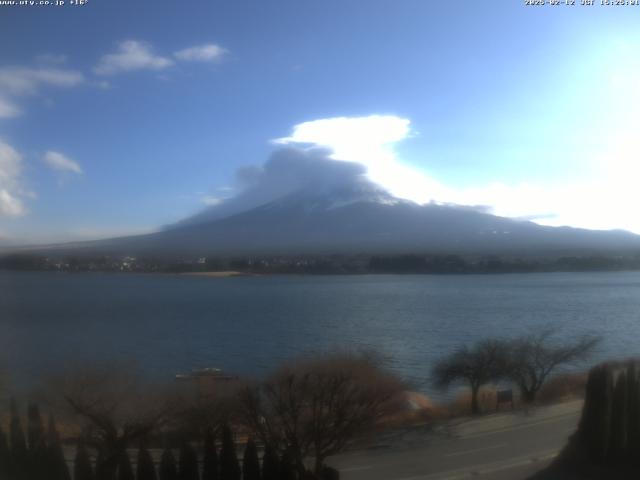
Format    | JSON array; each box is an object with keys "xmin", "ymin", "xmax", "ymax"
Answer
[
  {"xmin": 202, "ymin": 428, "xmax": 219, "ymax": 480},
  {"xmin": 279, "ymin": 449, "xmax": 296, "ymax": 480},
  {"xmin": 0, "ymin": 424, "xmax": 10, "ymax": 478},
  {"xmin": 506, "ymin": 330, "xmax": 599, "ymax": 403},
  {"xmin": 260, "ymin": 444, "xmax": 279, "ymax": 480},
  {"xmin": 432, "ymin": 339, "xmax": 509, "ymax": 414},
  {"xmin": 27, "ymin": 403, "xmax": 47, "ymax": 479},
  {"xmin": 117, "ymin": 450, "xmax": 135, "ymax": 480},
  {"xmin": 159, "ymin": 448, "xmax": 179, "ymax": 480},
  {"xmin": 74, "ymin": 440, "xmax": 95, "ymax": 480},
  {"xmin": 178, "ymin": 442, "xmax": 200, "ymax": 480},
  {"xmin": 47, "ymin": 414, "xmax": 71, "ymax": 480},
  {"xmin": 9, "ymin": 399, "xmax": 27, "ymax": 478},
  {"xmin": 240, "ymin": 351, "xmax": 404, "ymax": 475},
  {"xmin": 242, "ymin": 438, "xmax": 260, "ymax": 480},
  {"xmin": 137, "ymin": 442, "xmax": 158, "ymax": 480},
  {"xmin": 220, "ymin": 425, "xmax": 240, "ymax": 480}
]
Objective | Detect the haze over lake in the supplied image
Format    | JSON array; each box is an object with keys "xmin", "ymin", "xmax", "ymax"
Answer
[{"xmin": 1, "ymin": 270, "xmax": 638, "ymax": 395}]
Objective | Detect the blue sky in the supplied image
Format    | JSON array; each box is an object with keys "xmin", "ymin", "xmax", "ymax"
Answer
[{"xmin": 1, "ymin": 0, "xmax": 640, "ymax": 243}]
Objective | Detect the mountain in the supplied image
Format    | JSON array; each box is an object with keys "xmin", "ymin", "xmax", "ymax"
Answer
[{"xmin": 43, "ymin": 182, "xmax": 640, "ymax": 258}]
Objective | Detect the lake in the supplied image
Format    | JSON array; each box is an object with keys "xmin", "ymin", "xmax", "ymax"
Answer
[{"xmin": 1, "ymin": 270, "xmax": 639, "ymax": 395}]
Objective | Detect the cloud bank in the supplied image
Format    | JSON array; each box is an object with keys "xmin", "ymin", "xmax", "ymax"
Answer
[
  {"xmin": 180, "ymin": 146, "xmax": 379, "ymax": 227},
  {"xmin": 190, "ymin": 114, "xmax": 640, "ymax": 234}
]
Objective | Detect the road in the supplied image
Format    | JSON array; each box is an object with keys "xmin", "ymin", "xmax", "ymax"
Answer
[{"xmin": 329, "ymin": 400, "xmax": 582, "ymax": 480}]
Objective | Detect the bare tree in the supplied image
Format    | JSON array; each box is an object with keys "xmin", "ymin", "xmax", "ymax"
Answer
[
  {"xmin": 59, "ymin": 365, "xmax": 176, "ymax": 480},
  {"xmin": 432, "ymin": 339, "xmax": 509, "ymax": 414},
  {"xmin": 506, "ymin": 329, "xmax": 599, "ymax": 404},
  {"xmin": 239, "ymin": 351, "xmax": 405, "ymax": 476}
]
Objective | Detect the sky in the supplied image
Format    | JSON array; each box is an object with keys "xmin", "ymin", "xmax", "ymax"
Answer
[{"xmin": 1, "ymin": 0, "xmax": 640, "ymax": 244}]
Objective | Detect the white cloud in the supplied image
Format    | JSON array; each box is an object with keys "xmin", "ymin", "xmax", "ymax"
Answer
[
  {"xmin": 0, "ymin": 66, "xmax": 84, "ymax": 95},
  {"xmin": 201, "ymin": 195, "xmax": 223, "ymax": 206},
  {"xmin": 0, "ymin": 66, "xmax": 83, "ymax": 119},
  {"xmin": 276, "ymin": 114, "xmax": 640, "ymax": 234},
  {"xmin": 94, "ymin": 40, "xmax": 174, "ymax": 75},
  {"xmin": 35, "ymin": 53, "xmax": 68, "ymax": 65},
  {"xmin": 275, "ymin": 115, "xmax": 451, "ymax": 204},
  {"xmin": 0, "ymin": 97, "xmax": 20, "ymax": 119},
  {"xmin": 174, "ymin": 44, "xmax": 227, "ymax": 63},
  {"xmin": 43, "ymin": 151, "xmax": 82, "ymax": 175},
  {"xmin": 0, "ymin": 141, "xmax": 26, "ymax": 217}
]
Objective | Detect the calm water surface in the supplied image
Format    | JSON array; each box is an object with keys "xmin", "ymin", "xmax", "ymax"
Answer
[{"xmin": 1, "ymin": 270, "xmax": 639, "ymax": 393}]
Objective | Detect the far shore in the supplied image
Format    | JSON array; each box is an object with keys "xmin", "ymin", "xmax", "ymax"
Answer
[{"xmin": 179, "ymin": 270, "xmax": 260, "ymax": 278}]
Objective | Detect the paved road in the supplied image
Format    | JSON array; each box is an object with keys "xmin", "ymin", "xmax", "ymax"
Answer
[{"xmin": 329, "ymin": 400, "xmax": 583, "ymax": 480}]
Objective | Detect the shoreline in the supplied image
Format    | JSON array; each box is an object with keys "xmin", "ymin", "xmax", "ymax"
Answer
[{"xmin": 179, "ymin": 271, "xmax": 259, "ymax": 278}]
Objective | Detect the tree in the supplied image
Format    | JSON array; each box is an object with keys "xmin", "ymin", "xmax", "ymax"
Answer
[
  {"xmin": 159, "ymin": 448, "xmax": 179, "ymax": 480},
  {"xmin": 240, "ymin": 351, "xmax": 404, "ymax": 476},
  {"xmin": 137, "ymin": 443, "xmax": 158, "ymax": 480},
  {"xmin": 27, "ymin": 403, "xmax": 47, "ymax": 478},
  {"xmin": 62, "ymin": 366, "xmax": 174, "ymax": 479},
  {"xmin": 279, "ymin": 449, "xmax": 296, "ymax": 480},
  {"xmin": 242, "ymin": 438, "xmax": 260, "ymax": 480},
  {"xmin": 432, "ymin": 339, "xmax": 509, "ymax": 414},
  {"xmin": 117, "ymin": 450, "xmax": 135, "ymax": 480},
  {"xmin": 178, "ymin": 442, "xmax": 200, "ymax": 480},
  {"xmin": 47, "ymin": 414, "xmax": 71, "ymax": 480},
  {"xmin": 220, "ymin": 425, "xmax": 240, "ymax": 480},
  {"xmin": 9, "ymin": 398, "xmax": 27, "ymax": 478},
  {"xmin": 260, "ymin": 444, "xmax": 279, "ymax": 480},
  {"xmin": 506, "ymin": 330, "xmax": 599, "ymax": 403},
  {"xmin": 202, "ymin": 428, "xmax": 219, "ymax": 480},
  {"xmin": 0, "ymin": 424, "xmax": 10, "ymax": 479},
  {"xmin": 74, "ymin": 440, "xmax": 95, "ymax": 480}
]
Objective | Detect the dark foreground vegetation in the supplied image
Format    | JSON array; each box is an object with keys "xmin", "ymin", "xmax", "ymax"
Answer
[
  {"xmin": 0, "ymin": 351, "xmax": 403, "ymax": 480},
  {"xmin": 3, "ymin": 252, "xmax": 640, "ymax": 275},
  {"xmin": 531, "ymin": 359, "xmax": 640, "ymax": 479}
]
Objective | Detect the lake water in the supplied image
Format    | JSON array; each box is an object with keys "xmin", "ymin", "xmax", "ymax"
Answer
[{"xmin": 1, "ymin": 270, "xmax": 639, "ymax": 394}]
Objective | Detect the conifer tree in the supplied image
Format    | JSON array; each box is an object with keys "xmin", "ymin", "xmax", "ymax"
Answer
[
  {"xmin": 137, "ymin": 442, "xmax": 158, "ymax": 480},
  {"xmin": 260, "ymin": 444, "xmax": 279, "ymax": 480},
  {"xmin": 160, "ymin": 448, "xmax": 179, "ymax": 480},
  {"xmin": 27, "ymin": 403, "xmax": 45, "ymax": 452},
  {"xmin": 10, "ymin": 399, "xmax": 28, "ymax": 479},
  {"xmin": 0, "ymin": 424, "xmax": 10, "ymax": 479},
  {"xmin": 117, "ymin": 450, "xmax": 135, "ymax": 480},
  {"xmin": 47, "ymin": 414, "xmax": 71, "ymax": 480},
  {"xmin": 219, "ymin": 425, "xmax": 240, "ymax": 480},
  {"xmin": 179, "ymin": 441, "xmax": 200, "ymax": 480},
  {"xmin": 242, "ymin": 438, "xmax": 260, "ymax": 480},
  {"xmin": 202, "ymin": 428, "xmax": 219, "ymax": 480},
  {"xmin": 74, "ymin": 440, "xmax": 95, "ymax": 480},
  {"xmin": 95, "ymin": 449, "xmax": 111, "ymax": 480},
  {"xmin": 279, "ymin": 449, "xmax": 296, "ymax": 480},
  {"xmin": 27, "ymin": 403, "xmax": 47, "ymax": 479}
]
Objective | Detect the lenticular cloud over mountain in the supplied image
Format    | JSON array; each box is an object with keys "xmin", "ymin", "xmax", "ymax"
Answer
[{"xmin": 177, "ymin": 146, "xmax": 391, "ymax": 228}]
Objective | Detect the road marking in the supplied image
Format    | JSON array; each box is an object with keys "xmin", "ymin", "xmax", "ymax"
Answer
[
  {"xmin": 394, "ymin": 449, "xmax": 558, "ymax": 480},
  {"xmin": 443, "ymin": 443, "xmax": 507, "ymax": 458},
  {"xmin": 457, "ymin": 412, "xmax": 579, "ymax": 440},
  {"xmin": 341, "ymin": 465, "xmax": 373, "ymax": 472}
]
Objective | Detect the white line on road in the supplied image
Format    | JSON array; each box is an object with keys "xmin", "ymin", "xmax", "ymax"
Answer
[
  {"xmin": 394, "ymin": 449, "xmax": 558, "ymax": 480},
  {"xmin": 458, "ymin": 412, "xmax": 579, "ymax": 440},
  {"xmin": 340, "ymin": 465, "xmax": 373, "ymax": 472},
  {"xmin": 443, "ymin": 443, "xmax": 507, "ymax": 458}
]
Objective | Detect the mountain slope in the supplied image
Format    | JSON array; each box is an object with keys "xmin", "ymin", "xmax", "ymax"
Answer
[{"xmin": 61, "ymin": 188, "xmax": 640, "ymax": 257}]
